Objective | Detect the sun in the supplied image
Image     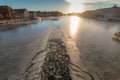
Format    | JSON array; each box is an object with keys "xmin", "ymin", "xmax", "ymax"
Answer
[
  {"xmin": 66, "ymin": 0, "xmax": 84, "ymax": 13},
  {"xmin": 69, "ymin": 4, "xmax": 84, "ymax": 13}
]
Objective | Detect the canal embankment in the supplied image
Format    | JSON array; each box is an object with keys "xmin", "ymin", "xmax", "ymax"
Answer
[
  {"xmin": 0, "ymin": 18, "xmax": 41, "ymax": 31},
  {"xmin": 0, "ymin": 18, "xmax": 40, "ymax": 25}
]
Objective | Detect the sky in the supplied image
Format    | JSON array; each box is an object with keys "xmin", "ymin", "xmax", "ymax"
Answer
[{"xmin": 0, "ymin": 0, "xmax": 120, "ymax": 13}]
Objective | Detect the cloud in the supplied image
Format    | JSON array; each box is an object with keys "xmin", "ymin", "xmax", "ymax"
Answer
[
  {"xmin": 65, "ymin": 0, "xmax": 84, "ymax": 12},
  {"xmin": 87, "ymin": 0, "xmax": 120, "ymax": 5},
  {"xmin": 65, "ymin": 0, "xmax": 120, "ymax": 4},
  {"xmin": 65, "ymin": 0, "xmax": 84, "ymax": 4},
  {"xmin": 84, "ymin": 0, "xmax": 120, "ymax": 10},
  {"xmin": 65, "ymin": 0, "xmax": 120, "ymax": 12}
]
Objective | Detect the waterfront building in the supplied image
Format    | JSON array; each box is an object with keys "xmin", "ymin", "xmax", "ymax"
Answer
[
  {"xmin": 80, "ymin": 5, "xmax": 120, "ymax": 20},
  {"xmin": 14, "ymin": 9, "xmax": 30, "ymax": 18},
  {"xmin": 37, "ymin": 11, "xmax": 63, "ymax": 17},
  {"xmin": 0, "ymin": 5, "xmax": 18, "ymax": 19},
  {"xmin": 29, "ymin": 11, "xmax": 38, "ymax": 18}
]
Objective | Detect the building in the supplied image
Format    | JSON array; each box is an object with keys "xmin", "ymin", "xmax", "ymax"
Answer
[
  {"xmin": 37, "ymin": 11, "xmax": 63, "ymax": 17},
  {"xmin": 0, "ymin": 5, "xmax": 18, "ymax": 19},
  {"xmin": 29, "ymin": 11, "xmax": 37, "ymax": 18},
  {"xmin": 100, "ymin": 5, "xmax": 120, "ymax": 18},
  {"xmin": 14, "ymin": 9, "xmax": 30, "ymax": 18},
  {"xmin": 80, "ymin": 5, "xmax": 120, "ymax": 20}
]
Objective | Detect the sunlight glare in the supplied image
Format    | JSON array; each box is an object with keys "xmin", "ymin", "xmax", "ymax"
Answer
[
  {"xmin": 70, "ymin": 16, "xmax": 80, "ymax": 38},
  {"xmin": 66, "ymin": 0, "xmax": 84, "ymax": 13}
]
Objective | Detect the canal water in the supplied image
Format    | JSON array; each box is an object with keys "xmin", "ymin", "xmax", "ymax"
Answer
[
  {"xmin": 0, "ymin": 16, "xmax": 120, "ymax": 80},
  {"xmin": 58, "ymin": 16, "xmax": 120, "ymax": 80}
]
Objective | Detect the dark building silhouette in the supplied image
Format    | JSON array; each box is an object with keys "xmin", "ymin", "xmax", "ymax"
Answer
[
  {"xmin": 14, "ymin": 9, "xmax": 30, "ymax": 18},
  {"xmin": 37, "ymin": 11, "xmax": 63, "ymax": 17},
  {"xmin": 29, "ymin": 11, "xmax": 38, "ymax": 18},
  {"xmin": 0, "ymin": 5, "xmax": 18, "ymax": 19}
]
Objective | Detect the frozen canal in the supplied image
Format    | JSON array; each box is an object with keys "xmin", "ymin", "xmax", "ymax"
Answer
[
  {"xmin": 0, "ymin": 21, "xmax": 53, "ymax": 80},
  {"xmin": 0, "ymin": 16, "xmax": 120, "ymax": 80}
]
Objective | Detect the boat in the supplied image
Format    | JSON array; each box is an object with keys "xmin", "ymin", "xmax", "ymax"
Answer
[
  {"xmin": 98, "ymin": 17, "xmax": 109, "ymax": 22},
  {"xmin": 30, "ymin": 17, "xmax": 41, "ymax": 21},
  {"xmin": 113, "ymin": 32, "xmax": 120, "ymax": 41},
  {"xmin": 51, "ymin": 18, "xmax": 59, "ymax": 20}
]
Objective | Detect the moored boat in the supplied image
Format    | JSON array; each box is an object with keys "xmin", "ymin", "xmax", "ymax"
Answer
[
  {"xmin": 98, "ymin": 17, "xmax": 109, "ymax": 22},
  {"xmin": 52, "ymin": 18, "xmax": 59, "ymax": 20}
]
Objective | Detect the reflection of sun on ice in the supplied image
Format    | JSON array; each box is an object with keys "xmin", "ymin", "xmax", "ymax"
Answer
[
  {"xmin": 65, "ymin": 0, "xmax": 84, "ymax": 13},
  {"xmin": 70, "ymin": 16, "xmax": 80, "ymax": 37}
]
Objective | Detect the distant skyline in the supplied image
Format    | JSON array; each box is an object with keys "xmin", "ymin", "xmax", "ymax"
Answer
[{"xmin": 0, "ymin": 0, "xmax": 120, "ymax": 13}]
